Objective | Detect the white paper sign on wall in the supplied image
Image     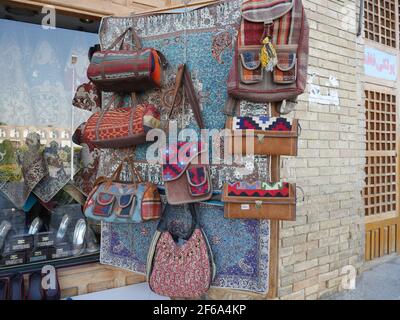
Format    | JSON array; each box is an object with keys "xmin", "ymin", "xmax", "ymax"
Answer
[{"xmin": 364, "ymin": 46, "xmax": 397, "ymax": 81}]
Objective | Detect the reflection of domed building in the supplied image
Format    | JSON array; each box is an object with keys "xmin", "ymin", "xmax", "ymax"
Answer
[{"xmin": 0, "ymin": 125, "xmax": 71, "ymax": 148}]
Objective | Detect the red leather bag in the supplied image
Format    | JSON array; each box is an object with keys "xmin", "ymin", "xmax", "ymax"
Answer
[{"xmin": 80, "ymin": 95, "xmax": 161, "ymax": 149}]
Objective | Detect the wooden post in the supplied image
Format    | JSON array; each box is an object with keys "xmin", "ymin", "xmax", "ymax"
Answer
[{"xmin": 266, "ymin": 103, "xmax": 281, "ymax": 299}]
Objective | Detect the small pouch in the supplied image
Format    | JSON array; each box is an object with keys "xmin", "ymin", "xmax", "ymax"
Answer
[
  {"xmin": 186, "ymin": 166, "xmax": 211, "ymax": 197},
  {"xmin": 273, "ymin": 46, "xmax": 297, "ymax": 84},
  {"xmin": 93, "ymin": 192, "xmax": 115, "ymax": 217},
  {"xmin": 239, "ymin": 50, "xmax": 264, "ymax": 84},
  {"xmin": 116, "ymin": 193, "xmax": 136, "ymax": 218}
]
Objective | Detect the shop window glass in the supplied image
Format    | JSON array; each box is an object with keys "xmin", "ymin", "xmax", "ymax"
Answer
[{"xmin": 0, "ymin": 18, "xmax": 99, "ymax": 270}]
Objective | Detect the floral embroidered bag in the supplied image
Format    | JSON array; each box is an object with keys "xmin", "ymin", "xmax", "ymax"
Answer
[{"xmin": 147, "ymin": 203, "xmax": 215, "ymax": 298}]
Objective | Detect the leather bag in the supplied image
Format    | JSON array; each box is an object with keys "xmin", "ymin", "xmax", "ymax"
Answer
[
  {"xmin": 84, "ymin": 157, "xmax": 162, "ymax": 223},
  {"xmin": 222, "ymin": 181, "xmax": 296, "ymax": 221},
  {"xmin": 225, "ymin": 116, "xmax": 299, "ymax": 156},
  {"xmin": 162, "ymin": 142, "xmax": 212, "ymax": 205},
  {"xmin": 147, "ymin": 203, "xmax": 215, "ymax": 298},
  {"xmin": 81, "ymin": 94, "xmax": 161, "ymax": 149},
  {"xmin": 225, "ymin": 0, "xmax": 309, "ymax": 114},
  {"xmin": 87, "ymin": 27, "xmax": 167, "ymax": 93}
]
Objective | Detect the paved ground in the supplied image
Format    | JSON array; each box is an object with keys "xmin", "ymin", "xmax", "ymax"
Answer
[{"xmin": 328, "ymin": 256, "xmax": 400, "ymax": 300}]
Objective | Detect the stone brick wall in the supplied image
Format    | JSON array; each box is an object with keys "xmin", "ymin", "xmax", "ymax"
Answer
[{"xmin": 278, "ymin": 0, "xmax": 366, "ymax": 300}]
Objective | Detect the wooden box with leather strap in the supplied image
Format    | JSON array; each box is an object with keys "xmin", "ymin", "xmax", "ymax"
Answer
[
  {"xmin": 222, "ymin": 182, "xmax": 296, "ymax": 221},
  {"xmin": 225, "ymin": 116, "xmax": 299, "ymax": 156}
]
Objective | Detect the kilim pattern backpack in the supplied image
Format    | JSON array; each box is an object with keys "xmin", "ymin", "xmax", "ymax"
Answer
[{"xmin": 225, "ymin": 0, "xmax": 309, "ymax": 115}]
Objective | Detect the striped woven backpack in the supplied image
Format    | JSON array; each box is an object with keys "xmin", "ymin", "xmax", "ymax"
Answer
[{"xmin": 226, "ymin": 0, "xmax": 309, "ymax": 114}]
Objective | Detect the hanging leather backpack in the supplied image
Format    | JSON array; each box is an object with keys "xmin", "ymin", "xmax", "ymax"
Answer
[{"xmin": 225, "ymin": 0, "xmax": 309, "ymax": 114}]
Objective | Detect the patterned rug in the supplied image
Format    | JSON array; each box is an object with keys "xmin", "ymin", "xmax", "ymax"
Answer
[
  {"xmin": 101, "ymin": 203, "xmax": 269, "ymax": 294},
  {"xmin": 98, "ymin": 0, "xmax": 272, "ymax": 294}
]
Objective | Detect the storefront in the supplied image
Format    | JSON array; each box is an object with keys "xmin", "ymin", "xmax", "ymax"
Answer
[{"xmin": 0, "ymin": 0, "xmax": 398, "ymax": 301}]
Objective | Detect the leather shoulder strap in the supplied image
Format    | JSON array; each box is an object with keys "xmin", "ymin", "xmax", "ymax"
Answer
[
  {"xmin": 107, "ymin": 27, "xmax": 142, "ymax": 50},
  {"xmin": 166, "ymin": 64, "xmax": 205, "ymax": 129},
  {"xmin": 183, "ymin": 66, "xmax": 205, "ymax": 129}
]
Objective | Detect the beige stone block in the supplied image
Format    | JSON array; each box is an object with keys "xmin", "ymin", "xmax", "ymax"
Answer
[
  {"xmin": 293, "ymin": 276, "xmax": 319, "ymax": 292},
  {"xmin": 319, "ymin": 270, "xmax": 339, "ymax": 282},
  {"xmin": 280, "ymin": 290, "xmax": 305, "ymax": 300},
  {"xmin": 294, "ymin": 259, "xmax": 319, "ymax": 273}
]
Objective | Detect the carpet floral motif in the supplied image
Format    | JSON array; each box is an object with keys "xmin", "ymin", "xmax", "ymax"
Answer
[
  {"xmin": 99, "ymin": 0, "xmax": 272, "ymax": 294},
  {"xmin": 101, "ymin": 203, "xmax": 269, "ymax": 294}
]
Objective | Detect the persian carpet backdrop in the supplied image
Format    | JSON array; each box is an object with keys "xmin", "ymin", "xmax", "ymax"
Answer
[{"xmin": 98, "ymin": 0, "xmax": 274, "ymax": 294}]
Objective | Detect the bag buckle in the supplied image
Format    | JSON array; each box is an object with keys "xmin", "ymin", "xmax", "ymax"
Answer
[
  {"xmin": 255, "ymin": 200, "xmax": 263, "ymax": 209},
  {"xmin": 257, "ymin": 134, "xmax": 265, "ymax": 143}
]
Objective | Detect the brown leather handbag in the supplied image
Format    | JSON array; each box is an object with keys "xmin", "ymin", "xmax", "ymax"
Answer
[
  {"xmin": 225, "ymin": 116, "xmax": 299, "ymax": 156},
  {"xmin": 162, "ymin": 142, "xmax": 212, "ymax": 205},
  {"xmin": 222, "ymin": 181, "xmax": 296, "ymax": 221}
]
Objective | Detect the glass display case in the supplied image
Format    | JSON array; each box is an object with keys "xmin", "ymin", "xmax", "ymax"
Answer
[{"xmin": 0, "ymin": 16, "xmax": 100, "ymax": 274}]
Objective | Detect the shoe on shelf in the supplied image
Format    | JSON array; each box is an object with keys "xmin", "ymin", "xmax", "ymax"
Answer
[{"xmin": 72, "ymin": 219, "xmax": 87, "ymax": 256}]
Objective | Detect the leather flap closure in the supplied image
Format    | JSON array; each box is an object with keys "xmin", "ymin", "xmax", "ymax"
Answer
[
  {"xmin": 241, "ymin": 0, "xmax": 294, "ymax": 23},
  {"xmin": 118, "ymin": 193, "xmax": 135, "ymax": 208},
  {"xmin": 186, "ymin": 166, "xmax": 208, "ymax": 187},
  {"xmin": 232, "ymin": 116, "xmax": 293, "ymax": 132},
  {"xmin": 222, "ymin": 182, "xmax": 295, "ymax": 203},
  {"xmin": 276, "ymin": 52, "xmax": 297, "ymax": 71},
  {"xmin": 162, "ymin": 142, "xmax": 206, "ymax": 182},
  {"xmin": 96, "ymin": 192, "xmax": 115, "ymax": 206},
  {"xmin": 240, "ymin": 51, "xmax": 261, "ymax": 71}
]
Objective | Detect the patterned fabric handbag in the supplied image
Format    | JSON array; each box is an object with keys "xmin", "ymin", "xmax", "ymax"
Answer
[
  {"xmin": 80, "ymin": 94, "xmax": 161, "ymax": 149},
  {"xmin": 147, "ymin": 203, "xmax": 215, "ymax": 298},
  {"xmin": 72, "ymin": 81, "xmax": 101, "ymax": 112},
  {"xmin": 84, "ymin": 157, "xmax": 162, "ymax": 223},
  {"xmin": 87, "ymin": 27, "xmax": 167, "ymax": 93},
  {"xmin": 225, "ymin": 115, "xmax": 299, "ymax": 156},
  {"xmin": 225, "ymin": 0, "xmax": 309, "ymax": 114},
  {"xmin": 162, "ymin": 142, "xmax": 212, "ymax": 205},
  {"xmin": 222, "ymin": 181, "xmax": 297, "ymax": 220}
]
